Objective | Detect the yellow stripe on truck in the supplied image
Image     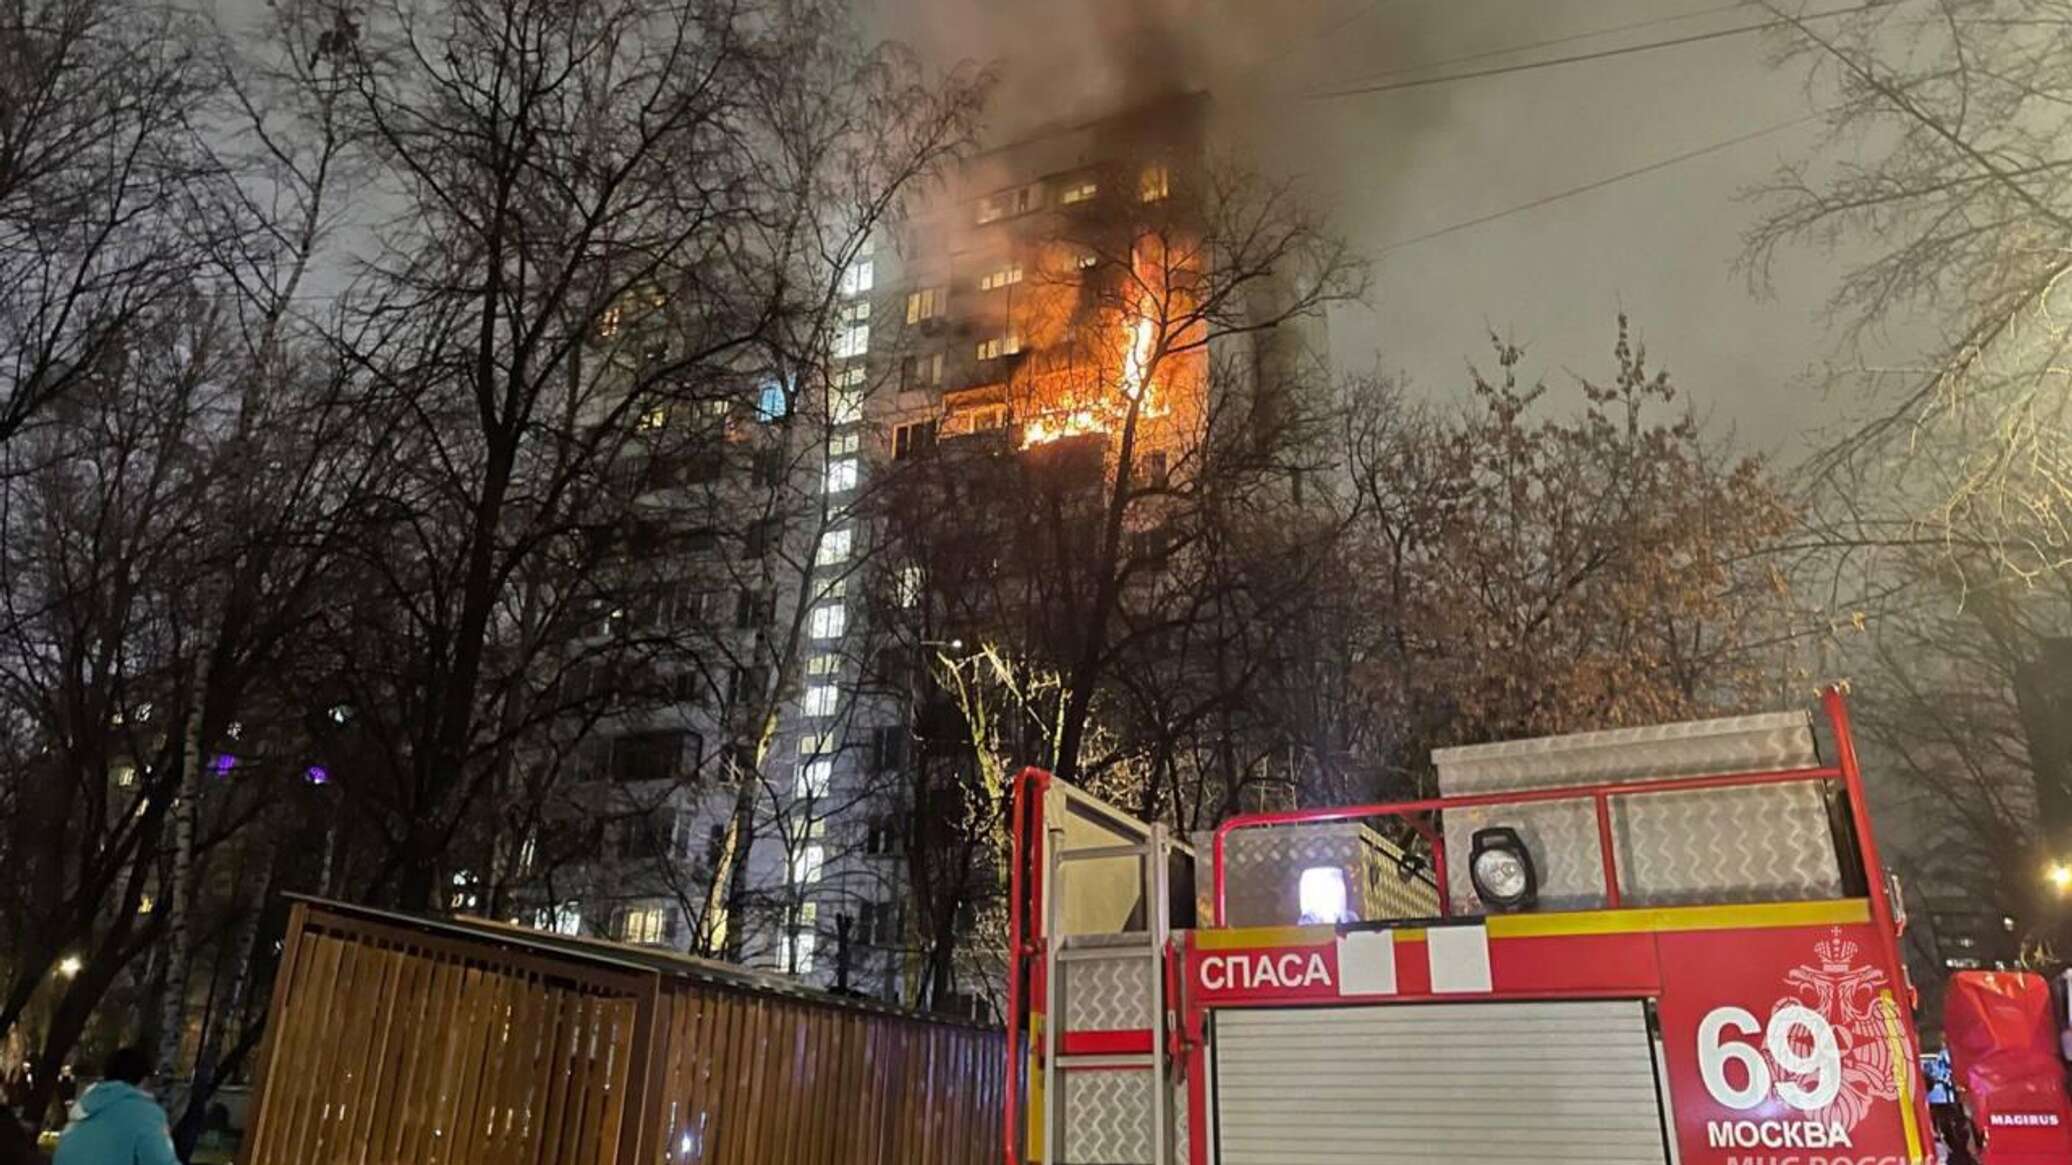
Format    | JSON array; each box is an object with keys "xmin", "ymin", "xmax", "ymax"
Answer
[
  {"xmin": 1484, "ymin": 899, "xmax": 1870, "ymax": 938},
  {"xmin": 1196, "ymin": 901, "xmax": 1869, "ymax": 949}
]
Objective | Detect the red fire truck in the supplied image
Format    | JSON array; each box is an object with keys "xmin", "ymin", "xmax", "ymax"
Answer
[{"xmin": 1003, "ymin": 686, "xmax": 1934, "ymax": 1165}]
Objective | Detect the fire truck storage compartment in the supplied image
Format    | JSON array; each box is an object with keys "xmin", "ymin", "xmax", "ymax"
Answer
[
  {"xmin": 1434, "ymin": 710, "xmax": 1848, "ymax": 912},
  {"xmin": 1211, "ymin": 1000, "xmax": 1672, "ymax": 1164}
]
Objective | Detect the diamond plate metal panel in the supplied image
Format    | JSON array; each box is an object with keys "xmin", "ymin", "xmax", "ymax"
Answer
[
  {"xmin": 1170, "ymin": 1071, "xmax": 1188, "ymax": 1163},
  {"xmin": 1206, "ymin": 823, "xmax": 1438, "ymax": 927},
  {"xmin": 1061, "ymin": 952, "xmax": 1153, "ymax": 1032},
  {"xmin": 1436, "ymin": 710, "xmax": 1842, "ymax": 912},
  {"xmin": 1059, "ymin": 1069, "xmax": 1152, "ymax": 1165}
]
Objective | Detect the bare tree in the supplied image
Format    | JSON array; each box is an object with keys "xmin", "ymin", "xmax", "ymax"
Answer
[
  {"xmin": 0, "ymin": 0, "xmax": 223, "ymax": 445},
  {"xmin": 1750, "ymin": 0, "xmax": 2072, "ymax": 581}
]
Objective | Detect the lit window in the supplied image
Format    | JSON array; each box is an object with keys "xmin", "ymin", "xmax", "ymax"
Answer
[
  {"xmin": 906, "ymin": 287, "xmax": 947, "ymax": 324},
  {"xmin": 1298, "ymin": 867, "xmax": 1350, "ymax": 925},
  {"xmin": 758, "ymin": 382, "xmax": 788, "ymax": 421},
  {"xmin": 798, "ymin": 733, "xmax": 828, "ymax": 758},
  {"xmin": 825, "ymin": 458, "xmax": 858, "ymax": 494},
  {"xmin": 112, "ymin": 764, "xmax": 138, "ymax": 789},
  {"xmin": 840, "ymin": 258, "xmax": 874, "ymax": 297},
  {"xmin": 792, "ymin": 843, "xmax": 826, "ymax": 886},
  {"xmin": 637, "ymin": 404, "xmax": 670, "ymax": 431},
  {"xmin": 830, "ymin": 387, "xmax": 863, "ymax": 427},
  {"xmin": 799, "ymin": 760, "xmax": 832, "ymax": 797},
  {"xmin": 816, "ymin": 529, "xmax": 852, "ymax": 565},
  {"xmin": 541, "ymin": 901, "xmax": 582, "ymax": 936},
  {"xmin": 976, "ymin": 333, "xmax": 1023, "ymax": 361},
  {"xmin": 621, "ymin": 903, "xmax": 666, "ymax": 945},
  {"xmin": 787, "ymin": 930, "xmax": 818, "ymax": 974},
  {"xmin": 819, "ymin": 576, "xmax": 847, "ymax": 601},
  {"xmin": 979, "ymin": 265, "xmax": 1023, "ymax": 291},
  {"xmin": 1140, "ymin": 163, "xmax": 1170, "ymax": 202},
  {"xmin": 806, "ymin": 653, "xmax": 839, "ymax": 676},
  {"xmin": 809, "ymin": 605, "xmax": 847, "ymax": 640},
  {"xmin": 897, "ymin": 565, "xmax": 923, "ymax": 608},
  {"xmin": 1061, "ymin": 180, "xmax": 1099, "ymax": 205},
  {"xmin": 803, "ymin": 684, "xmax": 839, "ymax": 716},
  {"xmin": 833, "ymin": 324, "xmax": 870, "ymax": 360},
  {"xmin": 830, "ymin": 431, "xmax": 859, "ymax": 456}
]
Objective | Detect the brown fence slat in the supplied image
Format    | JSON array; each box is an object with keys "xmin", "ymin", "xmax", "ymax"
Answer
[{"xmin": 245, "ymin": 902, "xmax": 1004, "ymax": 1165}]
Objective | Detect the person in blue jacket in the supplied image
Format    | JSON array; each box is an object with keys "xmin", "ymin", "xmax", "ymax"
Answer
[{"xmin": 52, "ymin": 1048, "xmax": 177, "ymax": 1165}]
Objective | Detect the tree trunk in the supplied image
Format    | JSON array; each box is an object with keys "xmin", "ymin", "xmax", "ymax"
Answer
[{"xmin": 156, "ymin": 651, "xmax": 211, "ymax": 1081}]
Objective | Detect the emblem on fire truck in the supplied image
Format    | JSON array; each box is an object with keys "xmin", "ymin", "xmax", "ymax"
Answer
[{"xmin": 1772, "ymin": 928, "xmax": 1900, "ymax": 1133}]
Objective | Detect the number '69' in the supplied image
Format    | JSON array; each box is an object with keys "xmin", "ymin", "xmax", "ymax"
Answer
[{"xmin": 1696, "ymin": 1005, "xmax": 1843, "ymax": 1112}]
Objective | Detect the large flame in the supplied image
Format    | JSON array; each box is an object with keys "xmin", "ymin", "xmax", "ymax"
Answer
[{"xmin": 1022, "ymin": 312, "xmax": 1167, "ymax": 448}]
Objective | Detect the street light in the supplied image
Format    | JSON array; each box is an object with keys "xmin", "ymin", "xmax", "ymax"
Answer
[
  {"xmin": 56, "ymin": 956, "xmax": 81, "ymax": 978},
  {"xmin": 2048, "ymin": 862, "xmax": 2072, "ymax": 893}
]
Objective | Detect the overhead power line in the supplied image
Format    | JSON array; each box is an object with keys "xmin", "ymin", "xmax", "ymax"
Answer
[
  {"xmin": 1305, "ymin": 1, "xmax": 1889, "ymax": 101},
  {"xmin": 1311, "ymin": 1, "xmax": 1752, "ymax": 91},
  {"xmin": 1379, "ymin": 112, "xmax": 1823, "ymax": 254}
]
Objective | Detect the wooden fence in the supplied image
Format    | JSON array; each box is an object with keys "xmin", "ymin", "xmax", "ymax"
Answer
[{"xmin": 241, "ymin": 898, "xmax": 1004, "ymax": 1165}]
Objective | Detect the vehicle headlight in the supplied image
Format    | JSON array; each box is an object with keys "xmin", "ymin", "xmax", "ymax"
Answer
[{"xmin": 1468, "ymin": 827, "xmax": 1538, "ymax": 911}]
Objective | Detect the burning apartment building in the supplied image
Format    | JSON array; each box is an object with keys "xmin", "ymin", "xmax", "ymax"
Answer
[{"xmin": 518, "ymin": 90, "xmax": 1345, "ymax": 1016}]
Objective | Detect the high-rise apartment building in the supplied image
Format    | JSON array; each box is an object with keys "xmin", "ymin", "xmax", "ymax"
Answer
[{"xmin": 526, "ymin": 91, "xmax": 1314, "ymax": 1017}]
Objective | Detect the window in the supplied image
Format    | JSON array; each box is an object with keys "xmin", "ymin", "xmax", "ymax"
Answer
[
  {"xmin": 976, "ymin": 183, "xmax": 1040, "ymax": 224},
  {"xmin": 1142, "ymin": 449, "xmax": 1169, "ymax": 488},
  {"xmin": 620, "ymin": 903, "xmax": 666, "ymax": 945},
  {"xmin": 637, "ymin": 404, "xmax": 670, "ymax": 431},
  {"xmin": 792, "ymin": 843, "xmax": 826, "ymax": 886},
  {"xmin": 757, "ymin": 382, "xmax": 789, "ymax": 421},
  {"xmin": 869, "ymin": 725, "xmax": 907, "ymax": 772},
  {"xmin": 900, "ymin": 352, "xmax": 944, "ymax": 389},
  {"xmin": 112, "ymin": 764, "xmax": 138, "ymax": 789},
  {"xmin": 610, "ymin": 731, "xmax": 689, "ymax": 783},
  {"xmin": 727, "ymin": 666, "xmax": 768, "ymax": 703},
  {"xmin": 734, "ymin": 588, "xmax": 774, "ymax": 629},
  {"xmin": 830, "ymin": 431, "xmax": 859, "ymax": 456},
  {"xmin": 798, "ymin": 732, "xmax": 829, "ymax": 758},
  {"xmin": 1061, "ymin": 179, "xmax": 1099, "ymax": 205},
  {"xmin": 830, "ymin": 385, "xmax": 863, "ymax": 427},
  {"xmin": 906, "ymin": 286, "xmax": 947, "ymax": 324},
  {"xmin": 808, "ymin": 604, "xmax": 847, "ymax": 640},
  {"xmin": 866, "ymin": 818, "xmax": 896, "ymax": 855},
  {"xmin": 833, "ymin": 322, "xmax": 870, "ymax": 360},
  {"xmin": 786, "ymin": 930, "xmax": 818, "ymax": 974},
  {"xmin": 1076, "ymin": 251, "xmax": 1100, "ymax": 270},
  {"xmin": 802, "ymin": 684, "xmax": 838, "ymax": 717},
  {"xmin": 976, "ymin": 333, "xmax": 1023, "ymax": 361},
  {"xmin": 798, "ymin": 759, "xmax": 832, "ymax": 798},
  {"xmin": 893, "ymin": 420, "xmax": 937, "ymax": 460},
  {"xmin": 944, "ymin": 403, "xmax": 1007, "ymax": 434},
  {"xmin": 840, "ymin": 257, "xmax": 874, "ymax": 297},
  {"xmin": 543, "ymin": 901, "xmax": 582, "ymax": 936},
  {"xmin": 806, "ymin": 652, "xmax": 839, "ymax": 676},
  {"xmin": 816, "ymin": 528, "xmax": 852, "ymax": 565},
  {"xmin": 1140, "ymin": 163, "xmax": 1170, "ymax": 202},
  {"xmin": 979, "ymin": 264, "xmax": 1023, "ymax": 291},
  {"xmin": 819, "ymin": 576, "xmax": 847, "ymax": 601},
  {"xmin": 896, "ymin": 564, "xmax": 923, "ymax": 607},
  {"xmin": 825, "ymin": 458, "xmax": 858, "ymax": 494}
]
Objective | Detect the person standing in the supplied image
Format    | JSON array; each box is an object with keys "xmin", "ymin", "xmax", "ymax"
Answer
[{"xmin": 52, "ymin": 1049, "xmax": 176, "ymax": 1165}]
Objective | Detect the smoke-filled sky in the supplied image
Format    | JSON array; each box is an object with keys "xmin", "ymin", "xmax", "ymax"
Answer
[{"xmin": 862, "ymin": 0, "xmax": 1921, "ymax": 462}]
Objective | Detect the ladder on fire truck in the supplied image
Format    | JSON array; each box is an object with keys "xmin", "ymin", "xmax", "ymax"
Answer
[{"xmin": 1007, "ymin": 771, "xmax": 1188, "ymax": 1165}]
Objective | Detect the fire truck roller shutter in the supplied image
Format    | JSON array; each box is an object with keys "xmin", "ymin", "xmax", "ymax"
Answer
[{"xmin": 1212, "ymin": 1000, "xmax": 1671, "ymax": 1164}]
